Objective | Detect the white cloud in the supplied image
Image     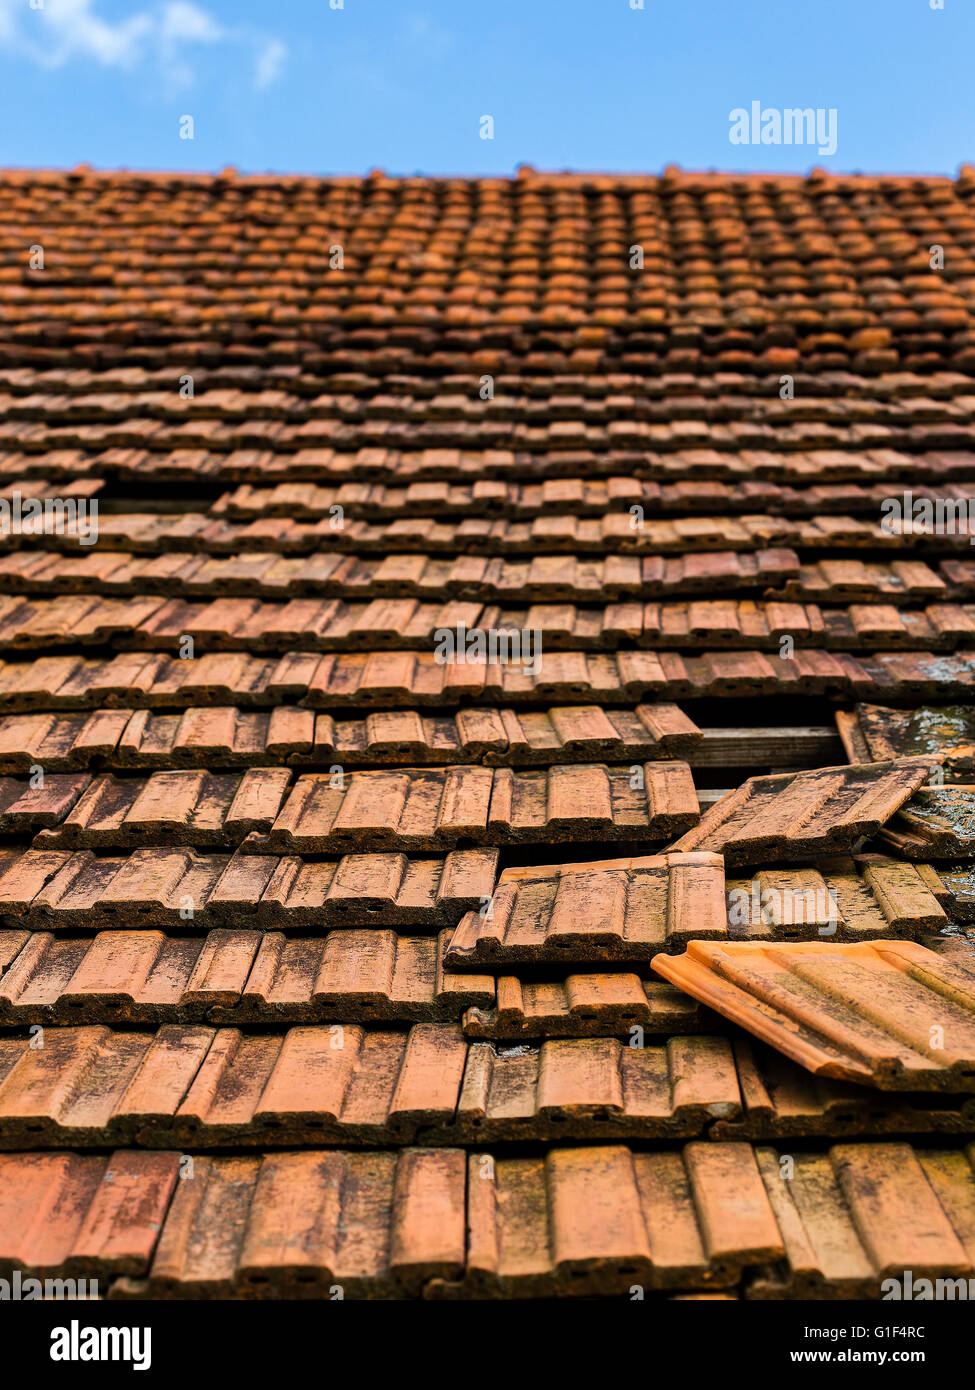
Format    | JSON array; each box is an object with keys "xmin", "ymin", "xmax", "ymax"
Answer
[
  {"xmin": 161, "ymin": 1, "xmax": 225, "ymax": 45},
  {"xmin": 0, "ymin": 0, "xmax": 285, "ymax": 90},
  {"xmin": 254, "ymin": 37, "xmax": 285, "ymax": 92}
]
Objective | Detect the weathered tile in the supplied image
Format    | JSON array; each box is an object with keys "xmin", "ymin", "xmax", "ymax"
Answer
[
  {"xmin": 249, "ymin": 763, "xmax": 698, "ymax": 853},
  {"xmin": 749, "ymin": 1143, "xmax": 975, "ymax": 1298},
  {"xmin": 653, "ymin": 939, "xmax": 975, "ymax": 1090},
  {"xmin": 671, "ymin": 758, "xmax": 942, "ymax": 865},
  {"xmin": 838, "ymin": 703, "xmax": 975, "ymax": 780},
  {"xmin": 461, "ymin": 972, "xmax": 709, "ymax": 1038},
  {"xmin": 713, "ymin": 1039, "xmax": 975, "ymax": 1141},
  {"xmin": 879, "ymin": 787, "xmax": 975, "ymax": 858},
  {"xmin": 0, "ymin": 846, "xmax": 496, "ymax": 930},
  {"xmin": 0, "ymin": 1149, "xmax": 180, "ymax": 1277},
  {"xmin": 459, "ymin": 1142, "xmax": 782, "ymax": 1297},
  {"xmin": 446, "ymin": 853, "xmax": 727, "ymax": 967}
]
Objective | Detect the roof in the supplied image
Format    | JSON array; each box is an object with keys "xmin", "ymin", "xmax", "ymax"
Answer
[{"xmin": 1, "ymin": 167, "xmax": 974, "ymax": 1299}]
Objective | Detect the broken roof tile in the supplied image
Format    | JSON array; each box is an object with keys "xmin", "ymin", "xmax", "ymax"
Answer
[
  {"xmin": 837, "ymin": 703, "xmax": 975, "ymax": 780},
  {"xmin": 878, "ymin": 787, "xmax": 975, "ymax": 859},
  {"xmin": 712, "ymin": 1039, "xmax": 975, "ymax": 1141}
]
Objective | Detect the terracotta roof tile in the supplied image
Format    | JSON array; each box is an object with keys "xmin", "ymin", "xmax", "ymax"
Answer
[
  {"xmin": 712, "ymin": 1039, "xmax": 975, "ymax": 1141},
  {"xmin": 725, "ymin": 857, "xmax": 950, "ymax": 939},
  {"xmin": 750, "ymin": 1142, "xmax": 975, "ymax": 1298},
  {"xmin": 0, "ymin": 1025, "xmax": 741, "ymax": 1146},
  {"xmin": 125, "ymin": 1148, "xmax": 466, "ymax": 1299},
  {"xmin": 461, "ymin": 973, "xmax": 708, "ymax": 1038},
  {"xmin": 653, "ymin": 940, "xmax": 975, "ymax": 1091},
  {"xmin": 458, "ymin": 1142, "xmax": 781, "ymax": 1297},
  {"xmin": 767, "ymin": 558, "xmax": 948, "ymax": 604},
  {"xmin": 838, "ymin": 703, "xmax": 975, "ymax": 779},
  {"xmin": 30, "ymin": 769, "xmax": 292, "ymax": 849},
  {"xmin": 240, "ymin": 762, "xmax": 698, "ymax": 855},
  {"xmin": 670, "ymin": 757, "xmax": 941, "ymax": 864},
  {"xmin": 0, "ymin": 702, "xmax": 700, "ymax": 770},
  {"xmin": 0, "ymin": 1148, "xmax": 179, "ymax": 1277},
  {"xmin": 446, "ymin": 852, "xmax": 726, "ymax": 967},
  {"xmin": 0, "ymin": 927, "xmax": 494, "ymax": 1025},
  {"xmin": 878, "ymin": 787, "xmax": 975, "ymax": 859}
]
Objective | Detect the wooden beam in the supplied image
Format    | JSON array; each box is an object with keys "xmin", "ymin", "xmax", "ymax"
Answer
[{"xmin": 689, "ymin": 727, "xmax": 843, "ymax": 768}]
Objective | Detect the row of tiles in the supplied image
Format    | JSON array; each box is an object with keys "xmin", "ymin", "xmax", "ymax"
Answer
[
  {"xmin": 0, "ymin": 756, "xmax": 937, "ymax": 857},
  {"xmin": 0, "ymin": 649, "xmax": 974, "ymax": 709},
  {"xmin": 215, "ymin": 475, "xmax": 975, "ymax": 520},
  {"xmin": 7, "ymin": 446, "xmax": 975, "ymax": 486},
  {"xmin": 8, "ymin": 386, "xmax": 975, "ymax": 430},
  {"xmin": 0, "ymin": 761, "xmax": 702, "ymax": 851},
  {"xmin": 0, "ymin": 846, "xmax": 960, "ymax": 958},
  {"xmin": 5, "ymin": 553, "xmax": 973, "ymax": 603},
  {"xmin": 5, "ymin": 597, "xmax": 975, "ymax": 657},
  {"xmin": 0, "ymin": 549, "xmax": 803, "ymax": 600},
  {"xmin": 1, "ymin": 923, "xmax": 971, "ymax": 1036},
  {"xmin": 8, "ymin": 366, "xmax": 975, "ymax": 401},
  {"xmin": 4, "ymin": 1139, "xmax": 975, "ymax": 1298},
  {"xmin": 17, "ymin": 511, "xmax": 975, "ymax": 557},
  {"xmin": 7, "ymin": 164, "xmax": 974, "ymax": 221},
  {"xmin": 8, "ymin": 364, "xmax": 975, "ymax": 396},
  {"xmin": 0, "ymin": 757, "xmax": 943, "ymax": 858},
  {"xmin": 0, "ymin": 925, "xmax": 688, "ymax": 1029},
  {"xmin": 0, "ymin": 703, "xmax": 702, "ymax": 772},
  {"xmin": 17, "ymin": 467, "xmax": 975, "ymax": 528},
  {"xmin": 0, "ymin": 1019, "xmax": 973, "ymax": 1151},
  {"xmin": 18, "ymin": 414, "xmax": 975, "ymax": 454}
]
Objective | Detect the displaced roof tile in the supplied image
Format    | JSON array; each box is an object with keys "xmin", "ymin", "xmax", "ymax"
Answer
[
  {"xmin": 670, "ymin": 758, "xmax": 942, "ymax": 864},
  {"xmin": 653, "ymin": 939, "xmax": 975, "ymax": 1090}
]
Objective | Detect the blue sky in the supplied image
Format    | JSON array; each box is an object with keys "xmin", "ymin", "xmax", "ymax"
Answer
[{"xmin": 0, "ymin": 0, "xmax": 970, "ymax": 175}]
